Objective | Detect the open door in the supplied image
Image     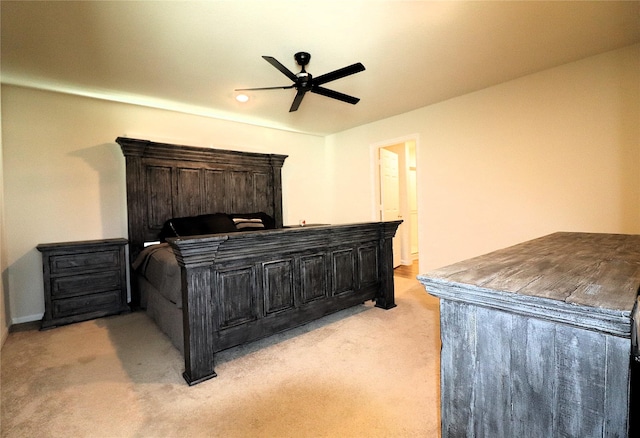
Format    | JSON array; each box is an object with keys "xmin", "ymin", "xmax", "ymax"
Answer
[{"xmin": 379, "ymin": 148, "xmax": 402, "ymax": 268}]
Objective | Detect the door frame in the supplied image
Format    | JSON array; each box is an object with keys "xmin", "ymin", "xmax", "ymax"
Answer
[{"xmin": 370, "ymin": 134, "xmax": 420, "ymax": 266}]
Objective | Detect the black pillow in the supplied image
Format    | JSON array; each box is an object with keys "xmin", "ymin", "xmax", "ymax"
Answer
[
  {"xmin": 158, "ymin": 213, "xmax": 237, "ymax": 241},
  {"xmin": 199, "ymin": 213, "xmax": 238, "ymax": 234},
  {"xmin": 159, "ymin": 217, "xmax": 202, "ymax": 241}
]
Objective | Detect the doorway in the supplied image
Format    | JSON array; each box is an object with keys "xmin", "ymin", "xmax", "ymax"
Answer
[{"xmin": 372, "ymin": 136, "xmax": 419, "ymax": 268}]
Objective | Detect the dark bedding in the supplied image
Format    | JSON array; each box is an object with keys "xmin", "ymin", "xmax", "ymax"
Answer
[
  {"xmin": 134, "ymin": 211, "xmax": 278, "ymax": 310},
  {"xmin": 133, "ymin": 244, "xmax": 182, "ymax": 308},
  {"xmin": 158, "ymin": 212, "xmax": 276, "ymax": 242}
]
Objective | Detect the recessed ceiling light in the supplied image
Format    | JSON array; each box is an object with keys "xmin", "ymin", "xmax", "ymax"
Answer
[{"xmin": 235, "ymin": 93, "xmax": 249, "ymax": 103}]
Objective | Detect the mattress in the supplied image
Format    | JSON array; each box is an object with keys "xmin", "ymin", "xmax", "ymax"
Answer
[{"xmin": 132, "ymin": 243, "xmax": 182, "ymax": 308}]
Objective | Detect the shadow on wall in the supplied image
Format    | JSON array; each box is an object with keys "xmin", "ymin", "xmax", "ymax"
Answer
[
  {"xmin": 2, "ymin": 266, "xmax": 11, "ymax": 336},
  {"xmin": 6, "ymin": 249, "xmax": 44, "ymax": 324},
  {"xmin": 69, "ymin": 142, "xmax": 127, "ymax": 238}
]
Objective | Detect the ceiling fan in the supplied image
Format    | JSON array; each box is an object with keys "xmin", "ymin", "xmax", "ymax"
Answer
[{"xmin": 235, "ymin": 52, "xmax": 365, "ymax": 112}]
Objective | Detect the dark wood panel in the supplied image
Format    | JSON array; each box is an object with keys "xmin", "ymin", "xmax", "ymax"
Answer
[
  {"xmin": 332, "ymin": 249, "xmax": 355, "ymax": 295},
  {"xmin": 439, "ymin": 300, "xmax": 476, "ymax": 437},
  {"xmin": 203, "ymin": 169, "xmax": 227, "ymax": 213},
  {"xmin": 217, "ymin": 267, "xmax": 257, "ymax": 329},
  {"xmin": 253, "ymin": 172, "xmax": 272, "ymax": 214},
  {"xmin": 52, "ymin": 290, "xmax": 122, "ymax": 317},
  {"xmin": 604, "ymin": 336, "xmax": 631, "ymax": 437},
  {"xmin": 300, "ymin": 254, "xmax": 327, "ymax": 304},
  {"xmin": 510, "ymin": 316, "xmax": 556, "ymax": 437},
  {"xmin": 174, "ymin": 167, "xmax": 202, "ymax": 217},
  {"xmin": 474, "ymin": 306, "xmax": 513, "ymax": 437},
  {"xmin": 555, "ymin": 325, "xmax": 606, "ymax": 436},
  {"xmin": 51, "ymin": 250, "xmax": 120, "ymax": 273},
  {"xmin": 229, "ymin": 171, "xmax": 252, "ymax": 213},
  {"xmin": 146, "ymin": 166, "xmax": 173, "ymax": 229},
  {"xmin": 52, "ymin": 270, "xmax": 121, "ymax": 298},
  {"xmin": 263, "ymin": 260, "xmax": 295, "ymax": 314},
  {"xmin": 358, "ymin": 244, "xmax": 378, "ymax": 286}
]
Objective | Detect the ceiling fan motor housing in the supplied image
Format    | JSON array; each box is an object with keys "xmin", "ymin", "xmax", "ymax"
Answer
[{"xmin": 294, "ymin": 52, "xmax": 311, "ymax": 67}]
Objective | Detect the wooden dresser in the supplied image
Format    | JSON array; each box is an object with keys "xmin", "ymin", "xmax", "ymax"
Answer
[
  {"xmin": 418, "ymin": 232, "xmax": 640, "ymax": 438},
  {"xmin": 38, "ymin": 238, "xmax": 129, "ymax": 329}
]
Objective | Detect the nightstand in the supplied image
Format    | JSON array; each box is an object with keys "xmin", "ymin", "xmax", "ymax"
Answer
[{"xmin": 37, "ymin": 238, "xmax": 129, "ymax": 329}]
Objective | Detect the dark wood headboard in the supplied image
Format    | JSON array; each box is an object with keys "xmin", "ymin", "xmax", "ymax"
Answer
[{"xmin": 118, "ymin": 137, "xmax": 287, "ymax": 262}]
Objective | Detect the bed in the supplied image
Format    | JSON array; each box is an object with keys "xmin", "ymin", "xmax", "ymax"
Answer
[{"xmin": 118, "ymin": 137, "xmax": 401, "ymax": 385}]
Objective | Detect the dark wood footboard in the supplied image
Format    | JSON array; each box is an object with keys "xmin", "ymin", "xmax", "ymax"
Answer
[{"xmin": 168, "ymin": 221, "xmax": 401, "ymax": 385}]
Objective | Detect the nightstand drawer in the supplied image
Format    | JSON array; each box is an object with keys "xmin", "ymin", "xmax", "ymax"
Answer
[
  {"xmin": 52, "ymin": 290, "xmax": 123, "ymax": 318},
  {"xmin": 50, "ymin": 250, "xmax": 120, "ymax": 274},
  {"xmin": 52, "ymin": 270, "xmax": 122, "ymax": 298}
]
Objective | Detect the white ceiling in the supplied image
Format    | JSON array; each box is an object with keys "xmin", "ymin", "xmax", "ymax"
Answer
[{"xmin": 2, "ymin": 1, "xmax": 639, "ymax": 136}]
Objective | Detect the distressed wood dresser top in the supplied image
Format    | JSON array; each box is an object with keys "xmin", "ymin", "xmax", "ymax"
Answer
[{"xmin": 419, "ymin": 232, "xmax": 640, "ymax": 334}]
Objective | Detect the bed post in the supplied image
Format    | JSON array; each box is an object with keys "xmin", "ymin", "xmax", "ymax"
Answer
[
  {"xmin": 118, "ymin": 139, "xmax": 148, "ymax": 308},
  {"xmin": 375, "ymin": 220, "xmax": 401, "ymax": 310},
  {"xmin": 269, "ymin": 155, "xmax": 286, "ymax": 228},
  {"xmin": 169, "ymin": 236, "xmax": 227, "ymax": 386}
]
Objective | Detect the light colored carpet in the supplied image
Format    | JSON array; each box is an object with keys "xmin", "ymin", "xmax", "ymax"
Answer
[{"xmin": 1, "ymin": 276, "xmax": 441, "ymax": 437}]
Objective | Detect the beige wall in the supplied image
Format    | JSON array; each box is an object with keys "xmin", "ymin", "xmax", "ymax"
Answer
[
  {"xmin": 1, "ymin": 88, "xmax": 327, "ymax": 323},
  {"xmin": 1, "ymin": 88, "xmax": 8, "ymax": 346},
  {"xmin": 2, "ymin": 43, "xmax": 639, "ymax": 325},
  {"xmin": 327, "ymin": 44, "xmax": 640, "ymax": 273}
]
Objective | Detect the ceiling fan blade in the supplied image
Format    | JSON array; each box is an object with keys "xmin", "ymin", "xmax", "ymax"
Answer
[
  {"xmin": 235, "ymin": 85, "xmax": 294, "ymax": 91},
  {"xmin": 263, "ymin": 56, "xmax": 298, "ymax": 82},
  {"xmin": 311, "ymin": 86, "xmax": 360, "ymax": 105},
  {"xmin": 289, "ymin": 89, "xmax": 307, "ymax": 112},
  {"xmin": 313, "ymin": 62, "xmax": 365, "ymax": 86}
]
